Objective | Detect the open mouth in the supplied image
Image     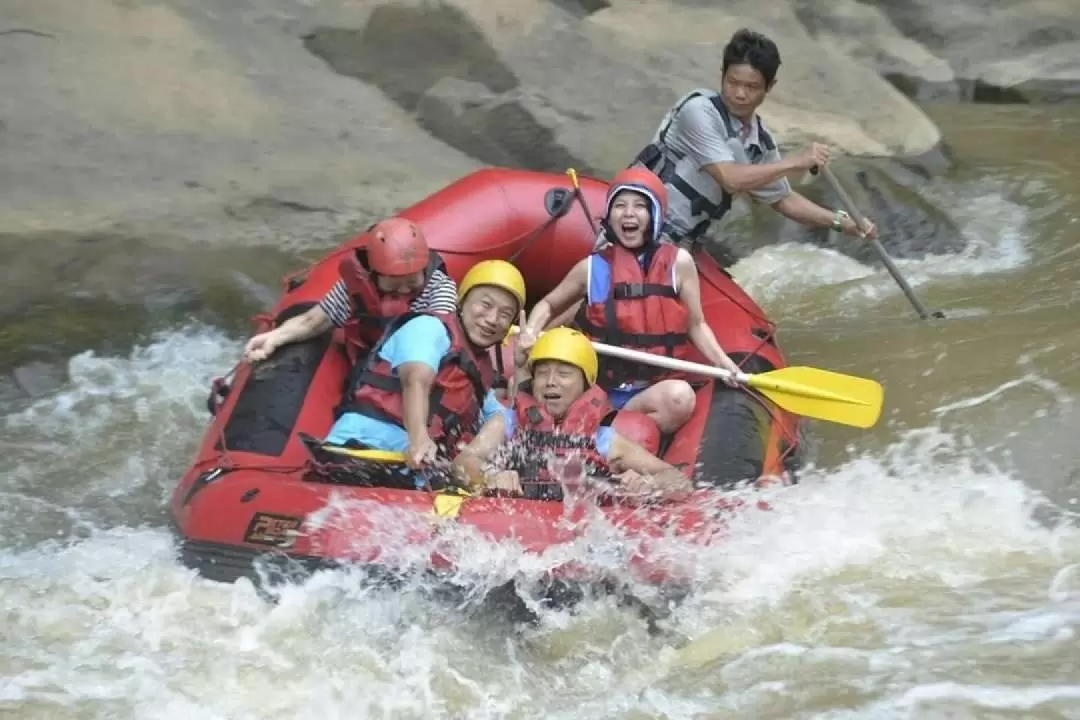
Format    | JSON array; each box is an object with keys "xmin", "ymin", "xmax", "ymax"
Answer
[{"xmin": 617, "ymin": 217, "xmax": 647, "ymax": 243}]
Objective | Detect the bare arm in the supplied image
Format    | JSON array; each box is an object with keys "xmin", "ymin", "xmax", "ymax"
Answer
[
  {"xmin": 607, "ymin": 432, "xmax": 692, "ymax": 498},
  {"xmin": 451, "ymin": 413, "xmax": 507, "ymax": 490},
  {"xmin": 772, "ymin": 191, "xmax": 839, "ymax": 228},
  {"xmin": 774, "ymin": 191, "xmax": 878, "ymax": 240},
  {"xmin": 523, "ymin": 258, "xmax": 589, "ymax": 336},
  {"xmin": 676, "ymin": 252, "xmax": 735, "ymax": 369},
  {"xmin": 271, "ymin": 305, "xmax": 333, "ymax": 345},
  {"xmin": 546, "ymin": 299, "xmax": 583, "ymax": 330},
  {"xmin": 703, "ymin": 157, "xmax": 803, "ymax": 196},
  {"xmin": 398, "ymin": 362, "xmax": 436, "ymax": 445}
]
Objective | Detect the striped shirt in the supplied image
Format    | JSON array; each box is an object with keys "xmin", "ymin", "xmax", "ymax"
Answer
[{"xmin": 318, "ymin": 268, "xmax": 459, "ymax": 327}]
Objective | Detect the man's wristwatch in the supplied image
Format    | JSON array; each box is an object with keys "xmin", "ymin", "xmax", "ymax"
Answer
[{"xmin": 831, "ymin": 209, "xmax": 851, "ymax": 232}]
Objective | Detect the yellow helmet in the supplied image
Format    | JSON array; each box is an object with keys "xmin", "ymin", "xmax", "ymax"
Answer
[
  {"xmin": 527, "ymin": 327, "xmax": 598, "ymax": 386},
  {"xmin": 458, "ymin": 260, "xmax": 526, "ymax": 309}
]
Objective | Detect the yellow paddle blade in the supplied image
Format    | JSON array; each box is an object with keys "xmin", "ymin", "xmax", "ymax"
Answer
[
  {"xmin": 432, "ymin": 493, "xmax": 467, "ymax": 519},
  {"xmin": 746, "ymin": 366, "xmax": 884, "ymax": 429},
  {"xmin": 317, "ymin": 444, "xmax": 406, "ymax": 464}
]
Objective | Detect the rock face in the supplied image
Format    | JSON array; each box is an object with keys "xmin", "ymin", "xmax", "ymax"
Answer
[
  {"xmin": 0, "ymin": 230, "xmax": 298, "ymax": 372},
  {"xmin": 304, "ymin": 0, "xmax": 945, "ymax": 171},
  {"xmin": 1, "ymin": 0, "xmax": 948, "ymax": 255},
  {"xmin": 792, "ymin": 0, "xmax": 958, "ymax": 102},
  {"xmin": 0, "ymin": 0, "xmax": 481, "ymax": 249},
  {"xmin": 802, "ymin": 0, "xmax": 1080, "ymax": 103}
]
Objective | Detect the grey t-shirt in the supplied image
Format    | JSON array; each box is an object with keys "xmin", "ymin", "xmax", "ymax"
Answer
[{"xmin": 634, "ymin": 89, "xmax": 791, "ymax": 239}]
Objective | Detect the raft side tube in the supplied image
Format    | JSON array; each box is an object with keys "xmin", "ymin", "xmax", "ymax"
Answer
[{"xmin": 392, "ymin": 168, "xmax": 609, "ymax": 302}]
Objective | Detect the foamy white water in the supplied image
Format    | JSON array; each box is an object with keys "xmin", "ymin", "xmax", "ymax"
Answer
[
  {"xmin": 729, "ymin": 175, "xmax": 1035, "ymax": 324},
  {"xmin": 4, "ymin": 161, "xmax": 1080, "ymax": 717},
  {"xmin": 2, "ymin": 320, "xmax": 1078, "ymax": 718}
]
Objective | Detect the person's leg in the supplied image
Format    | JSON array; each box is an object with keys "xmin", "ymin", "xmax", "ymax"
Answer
[{"xmin": 620, "ymin": 379, "xmax": 696, "ymax": 435}]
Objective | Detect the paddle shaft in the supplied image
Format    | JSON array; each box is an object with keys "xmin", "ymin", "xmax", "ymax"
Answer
[
  {"xmin": 566, "ymin": 168, "xmax": 600, "ymax": 237},
  {"xmin": 513, "ymin": 325, "xmax": 746, "ymax": 384},
  {"xmin": 591, "ymin": 341, "xmax": 746, "ymax": 384},
  {"xmin": 818, "ymin": 166, "xmax": 940, "ymax": 320}
]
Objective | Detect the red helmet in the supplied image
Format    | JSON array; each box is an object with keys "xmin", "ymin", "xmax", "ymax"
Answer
[
  {"xmin": 366, "ymin": 217, "xmax": 430, "ymax": 276},
  {"xmin": 605, "ymin": 168, "xmax": 669, "ymax": 244}
]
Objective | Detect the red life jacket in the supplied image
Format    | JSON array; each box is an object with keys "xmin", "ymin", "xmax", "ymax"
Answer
[
  {"xmin": 575, "ymin": 241, "xmax": 691, "ymax": 389},
  {"xmin": 338, "ymin": 249, "xmax": 444, "ymax": 363},
  {"xmin": 336, "ymin": 312, "xmax": 494, "ymax": 453},
  {"xmin": 505, "ymin": 384, "xmax": 616, "ymax": 500}
]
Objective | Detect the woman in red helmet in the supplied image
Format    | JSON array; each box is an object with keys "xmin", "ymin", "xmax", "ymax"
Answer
[
  {"xmin": 243, "ymin": 217, "xmax": 458, "ymax": 364},
  {"xmin": 519, "ymin": 167, "xmax": 741, "ymax": 435}
]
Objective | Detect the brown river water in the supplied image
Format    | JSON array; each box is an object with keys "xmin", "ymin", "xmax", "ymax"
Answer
[{"xmin": 2, "ymin": 103, "xmax": 1079, "ymax": 718}]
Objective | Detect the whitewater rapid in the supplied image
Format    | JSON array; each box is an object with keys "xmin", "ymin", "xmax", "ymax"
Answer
[{"xmin": 3, "ymin": 170, "xmax": 1079, "ymax": 718}]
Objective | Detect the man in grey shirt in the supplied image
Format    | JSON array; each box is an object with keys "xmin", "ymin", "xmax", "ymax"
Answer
[{"xmin": 631, "ymin": 28, "xmax": 877, "ymax": 248}]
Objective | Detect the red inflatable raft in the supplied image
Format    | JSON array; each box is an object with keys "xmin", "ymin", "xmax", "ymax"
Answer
[{"xmin": 170, "ymin": 168, "xmax": 802, "ymax": 589}]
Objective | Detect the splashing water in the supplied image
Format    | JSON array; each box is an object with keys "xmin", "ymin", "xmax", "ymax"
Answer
[
  {"xmin": 730, "ymin": 175, "xmax": 1036, "ymax": 322},
  {"xmin": 1, "ymin": 319, "xmax": 1078, "ymax": 717},
  {"xmin": 2, "ymin": 325, "xmax": 243, "ymax": 550},
  {"xmin": 5, "ymin": 143, "xmax": 1080, "ymax": 717}
]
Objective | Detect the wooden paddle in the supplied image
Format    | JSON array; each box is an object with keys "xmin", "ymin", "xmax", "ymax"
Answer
[{"xmin": 816, "ymin": 165, "xmax": 945, "ymax": 320}]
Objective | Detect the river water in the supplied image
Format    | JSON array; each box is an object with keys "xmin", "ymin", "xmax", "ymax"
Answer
[{"xmin": 3, "ymin": 103, "xmax": 1079, "ymax": 718}]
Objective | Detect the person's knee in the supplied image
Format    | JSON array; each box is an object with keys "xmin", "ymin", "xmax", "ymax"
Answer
[
  {"xmin": 622, "ymin": 381, "xmax": 697, "ymax": 434},
  {"xmin": 663, "ymin": 381, "xmax": 696, "ymax": 427}
]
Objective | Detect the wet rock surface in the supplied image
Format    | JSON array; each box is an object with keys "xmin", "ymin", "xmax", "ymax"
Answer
[
  {"xmin": 0, "ymin": 231, "xmax": 300, "ymax": 372},
  {"xmin": 814, "ymin": 0, "xmax": 1080, "ymax": 103},
  {"xmin": 0, "ymin": 0, "xmax": 479, "ymax": 249},
  {"xmin": 2, "ymin": 0, "xmax": 943, "ymax": 246},
  {"xmin": 0, "ymin": 0, "xmax": 1063, "ymax": 282}
]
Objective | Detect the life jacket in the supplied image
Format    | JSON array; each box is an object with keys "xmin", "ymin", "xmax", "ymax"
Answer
[
  {"xmin": 338, "ymin": 249, "xmax": 445, "ymax": 363},
  {"xmin": 632, "ymin": 88, "xmax": 776, "ymax": 242},
  {"xmin": 575, "ymin": 241, "xmax": 692, "ymax": 390},
  {"xmin": 336, "ymin": 311, "xmax": 494, "ymax": 453},
  {"xmin": 503, "ymin": 384, "xmax": 615, "ymax": 501}
]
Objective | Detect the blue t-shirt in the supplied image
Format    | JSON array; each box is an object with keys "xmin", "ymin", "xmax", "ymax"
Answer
[
  {"xmin": 324, "ymin": 315, "xmax": 503, "ymax": 450},
  {"xmin": 493, "ymin": 405, "xmax": 614, "ymax": 460}
]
